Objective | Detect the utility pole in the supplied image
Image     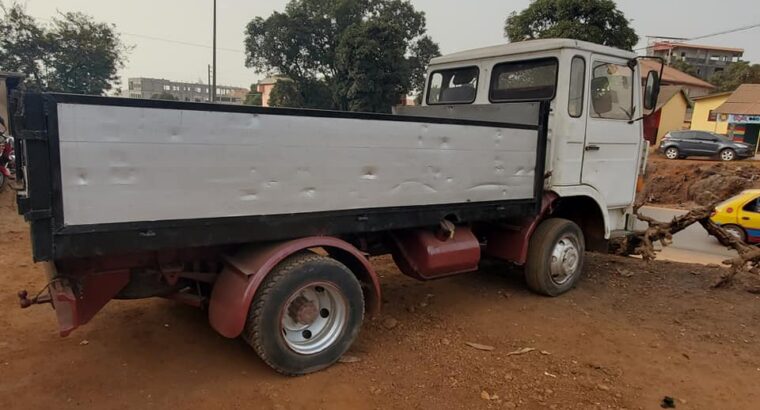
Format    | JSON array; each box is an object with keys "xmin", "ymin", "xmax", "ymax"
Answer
[
  {"xmin": 211, "ymin": 0, "xmax": 217, "ymax": 103},
  {"xmin": 207, "ymin": 64, "xmax": 212, "ymax": 102}
]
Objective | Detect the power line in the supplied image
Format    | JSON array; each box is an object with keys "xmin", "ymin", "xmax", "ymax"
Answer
[
  {"xmin": 121, "ymin": 32, "xmax": 245, "ymax": 54},
  {"xmin": 33, "ymin": 15, "xmax": 246, "ymax": 54}
]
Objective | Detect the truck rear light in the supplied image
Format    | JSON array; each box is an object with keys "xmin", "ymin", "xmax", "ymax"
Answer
[{"xmin": 636, "ymin": 175, "xmax": 645, "ymax": 193}]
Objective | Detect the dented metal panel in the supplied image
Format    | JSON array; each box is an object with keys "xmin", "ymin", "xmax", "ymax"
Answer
[{"xmin": 56, "ymin": 103, "xmax": 539, "ymax": 226}]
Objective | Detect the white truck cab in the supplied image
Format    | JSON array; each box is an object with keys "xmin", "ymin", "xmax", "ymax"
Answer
[{"xmin": 422, "ymin": 39, "xmax": 657, "ymax": 239}]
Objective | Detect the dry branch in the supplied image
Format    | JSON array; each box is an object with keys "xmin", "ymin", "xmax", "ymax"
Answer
[{"xmin": 611, "ymin": 201, "xmax": 760, "ymax": 287}]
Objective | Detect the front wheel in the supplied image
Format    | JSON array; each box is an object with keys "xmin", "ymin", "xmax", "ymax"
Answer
[
  {"xmin": 720, "ymin": 148, "xmax": 736, "ymax": 161},
  {"xmin": 525, "ymin": 219, "xmax": 585, "ymax": 297},
  {"xmin": 243, "ymin": 253, "xmax": 365, "ymax": 376},
  {"xmin": 664, "ymin": 147, "xmax": 680, "ymax": 160},
  {"xmin": 721, "ymin": 224, "xmax": 747, "ymax": 243}
]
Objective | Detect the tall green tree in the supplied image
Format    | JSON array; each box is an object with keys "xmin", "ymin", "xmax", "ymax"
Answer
[
  {"xmin": 709, "ymin": 61, "xmax": 760, "ymax": 92},
  {"xmin": 0, "ymin": 2, "xmax": 129, "ymax": 95},
  {"xmin": 505, "ymin": 0, "xmax": 638, "ymax": 51},
  {"xmin": 244, "ymin": 0, "xmax": 440, "ymax": 111}
]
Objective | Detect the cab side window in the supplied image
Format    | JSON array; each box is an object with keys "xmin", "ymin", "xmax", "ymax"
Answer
[
  {"xmin": 427, "ymin": 66, "xmax": 479, "ymax": 105},
  {"xmin": 590, "ymin": 61, "xmax": 633, "ymax": 120}
]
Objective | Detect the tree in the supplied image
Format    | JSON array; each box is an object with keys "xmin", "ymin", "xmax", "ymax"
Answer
[
  {"xmin": 335, "ymin": 20, "xmax": 409, "ymax": 112},
  {"xmin": 505, "ymin": 0, "xmax": 638, "ymax": 51},
  {"xmin": 708, "ymin": 61, "xmax": 760, "ymax": 92},
  {"xmin": 268, "ymin": 78, "xmax": 334, "ymax": 109},
  {"xmin": 668, "ymin": 57, "xmax": 698, "ymax": 77},
  {"xmin": 244, "ymin": 0, "xmax": 440, "ymax": 111},
  {"xmin": 150, "ymin": 92, "xmax": 178, "ymax": 101},
  {"xmin": 0, "ymin": 2, "xmax": 128, "ymax": 95}
]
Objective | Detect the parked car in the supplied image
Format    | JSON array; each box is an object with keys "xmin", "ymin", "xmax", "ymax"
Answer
[
  {"xmin": 659, "ymin": 130, "xmax": 753, "ymax": 161},
  {"xmin": 710, "ymin": 189, "xmax": 760, "ymax": 243}
]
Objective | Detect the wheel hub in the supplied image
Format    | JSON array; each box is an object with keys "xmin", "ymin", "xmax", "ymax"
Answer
[
  {"xmin": 280, "ymin": 282, "xmax": 348, "ymax": 355},
  {"xmin": 288, "ymin": 296, "xmax": 319, "ymax": 325},
  {"xmin": 549, "ymin": 235, "xmax": 580, "ymax": 285}
]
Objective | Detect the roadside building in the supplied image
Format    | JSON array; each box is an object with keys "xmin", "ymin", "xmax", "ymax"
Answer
[
  {"xmin": 690, "ymin": 92, "xmax": 732, "ymax": 134},
  {"xmin": 647, "ymin": 41, "xmax": 744, "ymax": 80},
  {"xmin": 643, "ymin": 85, "xmax": 691, "ymax": 146},
  {"xmin": 127, "ymin": 78, "xmax": 248, "ymax": 104},
  {"xmin": 714, "ymin": 84, "xmax": 760, "ymax": 154},
  {"xmin": 639, "ymin": 60, "xmax": 715, "ymax": 98}
]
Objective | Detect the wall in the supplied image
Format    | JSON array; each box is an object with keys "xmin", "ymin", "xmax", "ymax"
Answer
[
  {"xmin": 691, "ymin": 95, "xmax": 730, "ymax": 134},
  {"xmin": 257, "ymin": 83, "xmax": 276, "ymax": 107},
  {"xmin": 656, "ymin": 94, "xmax": 689, "ymax": 145}
]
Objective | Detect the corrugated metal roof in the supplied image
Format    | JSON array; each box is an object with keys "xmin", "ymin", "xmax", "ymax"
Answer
[
  {"xmin": 654, "ymin": 85, "xmax": 691, "ymax": 112},
  {"xmin": 691, "ymin": 91, "xmax": 733, "ymax": 101},
  {"xmin": 639, "ymin": 60, "xmax": 715, "ymax": 90},
  {"xmin": 714, "ymin": 84, "xmax": 760, "ymax": 115},
  {"xmin": 651, "ymin": 42, "xmax": 744, "ymax": 54}
]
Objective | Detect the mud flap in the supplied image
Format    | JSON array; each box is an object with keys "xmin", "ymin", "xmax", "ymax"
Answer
[{"xmin": 48, "ymin": 271, "xmax": 130, "ymax": 337}]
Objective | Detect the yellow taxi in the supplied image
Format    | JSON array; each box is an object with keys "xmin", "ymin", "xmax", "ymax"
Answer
[{"xmin": 710, "ymin": 189, "xmax": 760, "ymax": 243}]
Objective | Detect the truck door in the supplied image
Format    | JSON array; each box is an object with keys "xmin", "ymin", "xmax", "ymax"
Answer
[{"xmin": 582, "ymin": 58, "xmax": 641, "ymax": 208}]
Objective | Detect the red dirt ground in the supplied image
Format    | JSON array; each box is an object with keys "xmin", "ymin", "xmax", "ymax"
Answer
[{"xmin": 1, "ymin": 189, "xmax": 759, "ymax": 410}]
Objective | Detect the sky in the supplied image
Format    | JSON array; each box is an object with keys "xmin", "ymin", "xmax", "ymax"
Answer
[{"xmin": 15, "ymin": 0, "xmax": 760, "ymax": 89}]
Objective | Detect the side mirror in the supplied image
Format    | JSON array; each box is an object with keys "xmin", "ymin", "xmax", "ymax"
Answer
[
  {"xmin": 644, "ymin": 70, "xmax": 661, "ymax": 111},
  {"xmin": 591, "ymin": 77, "xmax": 612, "ymax": 115}
]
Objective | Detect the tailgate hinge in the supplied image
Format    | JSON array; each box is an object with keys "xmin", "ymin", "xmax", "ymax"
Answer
[
  {"xmin": 26, "ymin": 209, "xmax": 52, "ymax": 221},
  {"xmin": 18, "ymin": 130, "xmax": 47, "ymax": 141}
]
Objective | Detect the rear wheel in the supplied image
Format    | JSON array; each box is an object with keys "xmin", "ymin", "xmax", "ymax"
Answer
[
  {"xmin": 664, "ymin": 147, "xmax": 680, "ymax": 160},
  {"xmin": 720, "ymin": 148, "xmax": 736, "ymax": 161},
  {"xmin": 525, "ymin": 219, "xmax": 585, "ymax": 297},
  {"xmin": 0, "ymin": 172, "xmax": 5, "ymax": 192},
  {"xmin": 721, "ymin": 224, "xmax": 747, "ymax": 243},
  {"xmin": 243, "ymin": 253, "xmax": 364, "ymax": 376}
]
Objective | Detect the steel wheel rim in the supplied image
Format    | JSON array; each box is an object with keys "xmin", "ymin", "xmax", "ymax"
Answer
[
  {"xmin": 721, "ymin": 150, "xmax": 734, "ymax": 161},
  {"xmin": 280, "ymin": 282, "xmax": 348, "ymax": 355},
  {"xmin": 665, "ymin": 148, "xmax": 678, "ymax": 159},
  {"xmin": 549, "ymin": 234, "xmax": 580, "ymax": 286}
]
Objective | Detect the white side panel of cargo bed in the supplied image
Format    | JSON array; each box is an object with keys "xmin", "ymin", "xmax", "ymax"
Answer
[{"xmin": 56, "ymin": 104, "xmax": 538, "ymax": 226}]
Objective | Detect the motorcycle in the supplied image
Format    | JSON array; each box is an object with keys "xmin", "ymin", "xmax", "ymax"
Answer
[{"xmin": 0, "ymin": 118, "xmax": 14, "ymax": 191}]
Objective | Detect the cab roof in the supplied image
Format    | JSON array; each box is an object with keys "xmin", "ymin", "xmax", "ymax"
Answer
[{"xmin": 430, "ymin": 39, "xmax": 637, "ymax": 66}]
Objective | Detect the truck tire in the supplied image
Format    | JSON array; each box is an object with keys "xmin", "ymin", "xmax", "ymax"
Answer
[
  {"xmin": 525, "ymin": 218, "xmax": 585, "ymax": 297},
  {"xmin": 243, "ymin": 252, "xmax": 364, "ymax": 376}
]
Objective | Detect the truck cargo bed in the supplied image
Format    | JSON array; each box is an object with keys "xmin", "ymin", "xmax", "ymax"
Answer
[{"xmin": 12, "ymin": 94, "xmax": 548, "ymax": 260}]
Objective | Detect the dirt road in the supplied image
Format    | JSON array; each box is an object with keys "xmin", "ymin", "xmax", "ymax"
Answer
[{"xmin": 1, "ymin": 189, "xmax": 759, "ymax": 410}]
